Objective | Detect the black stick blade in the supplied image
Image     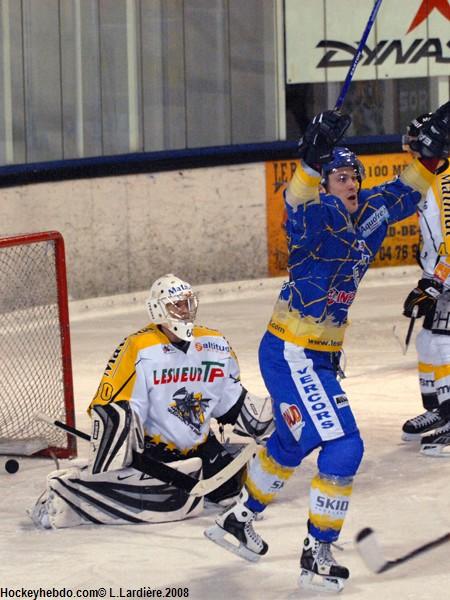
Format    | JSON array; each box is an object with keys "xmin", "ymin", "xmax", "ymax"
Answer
[{"xmin": 355, "ymin": 527, "xmax": 375, "ymax": 543}]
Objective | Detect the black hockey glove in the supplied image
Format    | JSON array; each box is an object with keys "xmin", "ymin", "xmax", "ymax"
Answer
[
  {"xmin": 403, "ymin": 278, "xmax": 443, "ymax": 318},
  {"xmin": 410, "ymin": 101, "xmax": 450, "ymax": 159},
  {"xmin": 298, "ymin": 110, "xmax": 352, "ymax": 170}
]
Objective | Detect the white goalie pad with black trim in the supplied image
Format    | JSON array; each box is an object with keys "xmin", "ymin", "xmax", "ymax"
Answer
[
  {"xmin": 89, "ymin": 401, "xmax": 145, "ymax": 475},
  {"xmin": 30, "ymin": 457, "xmax": 204, "ymax": 529},
  {"xmin": 232, "ymin": 393, "xmax": 274, "ymax": 443}
]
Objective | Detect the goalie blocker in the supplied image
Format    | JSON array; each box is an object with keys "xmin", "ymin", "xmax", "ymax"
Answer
[{"xmin": 31, "ymin": 394, "xmax": 273, "ymax": 529}]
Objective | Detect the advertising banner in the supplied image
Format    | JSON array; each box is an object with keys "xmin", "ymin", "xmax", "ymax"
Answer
[{"xmin": 285, "ymin": 0, "xmax": 450, "ymax": 84}]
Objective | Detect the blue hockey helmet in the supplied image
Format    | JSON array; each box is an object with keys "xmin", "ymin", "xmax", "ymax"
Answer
[{"xmin": 321, "ymin": 147, "xmax": 366, "ymax": 188}]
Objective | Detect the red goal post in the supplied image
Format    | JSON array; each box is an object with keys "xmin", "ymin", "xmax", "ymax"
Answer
[{"xmin": 0, "ymin": 231, "xmax": 77, "ymax": 458}]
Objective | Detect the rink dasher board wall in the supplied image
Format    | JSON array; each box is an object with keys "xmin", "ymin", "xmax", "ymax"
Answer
[
  {"xmin": 68, "ymin": 266, "xmax": 421, "ymax": 321},
  {"xmin": 0, "ymin": 163, "xmax": 267, "ymax": 300},
  {"xmin": 0, "ymin": 157, "xmax": 419, "ymax": 301}
]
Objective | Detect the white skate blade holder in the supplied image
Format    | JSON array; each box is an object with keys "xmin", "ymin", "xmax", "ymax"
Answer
[
  {"xmin": 204, "ymin": 524, "xmax": 262, "ymax": 563},
  {"xmin": 420, "ymin": 443, "xmax": 450, "ymax": 457},
  {"xmin": 299, "ymin": 569, "xmax": 345, "ymax": 593}
]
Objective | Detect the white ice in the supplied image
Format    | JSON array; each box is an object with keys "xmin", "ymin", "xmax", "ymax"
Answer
[{"xmin": 1, "ymin": 267, "xmax": 449, "ymax": 599}]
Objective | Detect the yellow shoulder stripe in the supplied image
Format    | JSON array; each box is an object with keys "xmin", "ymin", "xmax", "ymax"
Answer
[
  {"xmin": 193, "ymin": 325, "xmax": 224, "ymax": 337},
  {"xmin": 128, "ymin": 323, "xmax": 169, "ymax": 348},
  {"xmin": 287, "ymin": 162, "xmax": 321, "ymax": 205}
]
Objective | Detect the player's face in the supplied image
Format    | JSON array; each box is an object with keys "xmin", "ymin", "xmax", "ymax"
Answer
[
  {"xmin": 166, "ymin": 293, "xmax": 198, "ymax": 321},
  {"xmin": 326, "ymin": 167, "xmax": 360, "ymax": 214}
]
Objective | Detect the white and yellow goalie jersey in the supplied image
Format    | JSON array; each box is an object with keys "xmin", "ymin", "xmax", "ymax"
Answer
[{"xmin": 89, "ymin": 323, "xmax": 243, "ymax": 451}]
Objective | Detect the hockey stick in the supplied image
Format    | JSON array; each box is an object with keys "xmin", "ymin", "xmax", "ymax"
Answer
[
  {"xmin": 34, "ymin": 412, "xmax": 257, "ymax": 498},
  {"xmin": 355, "ymin": 527, "xmax": 450, "ymax": 573},
  {"xmin": 404, "ymin": 312, "xmax": 418, "ymax": 354},
  {"xmin": 334, "ymin": 0, "xmax": 384, "ymax": 110},
  {"xmin": 392, "ymin": 306, "xmax": 419, "ymax": 354}
]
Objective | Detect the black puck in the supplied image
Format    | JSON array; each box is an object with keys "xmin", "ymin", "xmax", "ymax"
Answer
[{"xmin": 5, "ymin": 458, "xmax": 19, "ymax": 474}]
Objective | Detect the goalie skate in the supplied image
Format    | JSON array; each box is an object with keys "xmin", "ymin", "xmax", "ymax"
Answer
[
  {"xmin": 299, "ymin": 534, "xmax": 349, "ymax": 593},
  {"xmin": 401, "ymin": 410, "xmax": 445, "ymax": 441},
  {"xmin": 204, "ymin": 490, "xmax": 268, "ymax": 562},
  {"xmin": 420, "ymin": 421, "xmax": 450, "ymax": 457}
]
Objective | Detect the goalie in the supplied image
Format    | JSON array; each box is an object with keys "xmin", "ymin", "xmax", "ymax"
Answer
[{"xmin": 31, "ymin": 274, "xmax": 273, "ymax": 529}]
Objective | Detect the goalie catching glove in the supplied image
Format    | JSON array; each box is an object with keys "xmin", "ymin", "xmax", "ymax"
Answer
[
  {"xmin": 298, "ymin": 110, "xmax": 352, "ymax": 170},
  {"xmin": 403, "ymin": 278, "xmax": 443, "ymax": 319}
]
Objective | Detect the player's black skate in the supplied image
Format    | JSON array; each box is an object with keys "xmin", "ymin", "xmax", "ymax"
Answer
[
  {"xmin": 420, "ymin": 420, "xmax": 450, "ymax": 456},
  {"xmin": 299, "ymin": 533, "xmax": 349, "ymax": 593},
  {"xmin": 203, "ymin": 488, "xmax": 268, "ymax": 562},
  {"xmin": 402, "ymin": 410, "xmax": 446, "ymax": 441}
]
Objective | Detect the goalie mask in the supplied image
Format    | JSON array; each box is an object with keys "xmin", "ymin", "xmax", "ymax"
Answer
[
  {"xmin": 146, "ymin": 274, "xmax": 199, "ymax": 341},
  {"xmin": 321, "ymin": 147, "xmax": 366, "ymax": 189}
]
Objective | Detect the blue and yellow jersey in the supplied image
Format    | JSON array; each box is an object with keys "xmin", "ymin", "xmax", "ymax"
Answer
[{"xmin": 267, "ymin": 158, "xmax": 436, "ymax": 352}]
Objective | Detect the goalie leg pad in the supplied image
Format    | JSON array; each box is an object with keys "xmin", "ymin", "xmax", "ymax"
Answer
[
  {"xmin": 30, "ymin": 457, "xmax": 204, "ymax": 529},
  {"xmin": 89, "ymin": 400, "xmax": 145, "ymax": 474}
]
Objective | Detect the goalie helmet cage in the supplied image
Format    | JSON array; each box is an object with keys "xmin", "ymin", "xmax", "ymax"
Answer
[{"xmin": 0, "ymin": 231, "xmax": 76, "ymax": 458}]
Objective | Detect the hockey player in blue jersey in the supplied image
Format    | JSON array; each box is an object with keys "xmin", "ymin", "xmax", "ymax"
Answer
[{"xmin": 205, "ymin": 103, "xmax": 450, "ymax": 592}]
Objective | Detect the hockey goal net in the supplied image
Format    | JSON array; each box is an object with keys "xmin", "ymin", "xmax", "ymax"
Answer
[{"xmin": 0, "ymin": 231, "xmax": 76, "ymax": 458}]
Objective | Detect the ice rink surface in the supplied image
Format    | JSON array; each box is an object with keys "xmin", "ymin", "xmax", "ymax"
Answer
[{"xmin": 1, "ymin": 267, "xmax": 449, "ymax": 599}]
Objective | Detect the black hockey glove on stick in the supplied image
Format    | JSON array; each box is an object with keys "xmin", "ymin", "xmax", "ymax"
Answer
[
  {"xmin": 298, "ymin": 110, "xmax": 352, "ymax": 170},
  {"xmin": 403, "ymin": 278, "xmax": 442, "ymax": 319},
  {"xmin": 410, "ymin": 101, "xmax": 450, "ymax": 160}
]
